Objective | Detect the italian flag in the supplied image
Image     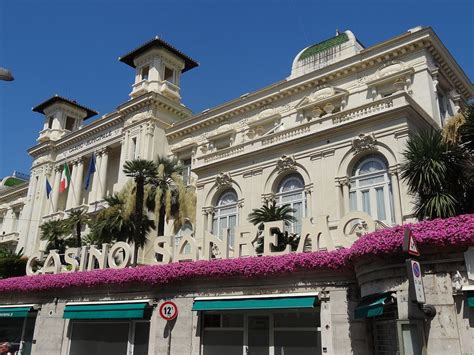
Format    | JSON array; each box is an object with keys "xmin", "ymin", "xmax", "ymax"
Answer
[{"xmin": 59, "ymin": 163, "xmax": 71, "ymax": 193}]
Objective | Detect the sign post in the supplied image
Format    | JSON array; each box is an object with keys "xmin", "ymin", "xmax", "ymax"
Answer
[{"xmin": 160, "ymin": 301, "xmax": 178, "ymax": 355}]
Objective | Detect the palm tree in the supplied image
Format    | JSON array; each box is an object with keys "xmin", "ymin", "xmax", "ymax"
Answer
[
  {"xmin": 39, "ymin": 219, "xmax": 72, "ymax": 253},
  {"xmin": 401, "ymin": 105, "xmax": 474, "ymax": 219},
  {"xmin": 64, "ymin": 207, "xmax": 90, "ymax": 247},
  {"xmin": 147, "ymin": 156, "xmax": 195, "ymax": 235},
  {"xmin": 248, "ymin": 201, "xmax": 298, "ymax": 254},
  {"xmin": 123, "ymin": 159, "xmax": 157, "ymax": 263},
  {"xmin": 89, "ymin": 192, "xmax": 155, "ymax": 262}
]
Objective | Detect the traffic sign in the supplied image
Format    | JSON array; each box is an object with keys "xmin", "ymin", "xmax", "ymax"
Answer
[
  {"xmin": 403, "ymin": 228, "xmax": 420, "ymax": 256},
  {"xmin": 159, "ymin": 301, "xmax": 178, "ymax": 321},
  {"xmin": 406, "ymin": 259, "xmax": 426, "ymax": 304}
]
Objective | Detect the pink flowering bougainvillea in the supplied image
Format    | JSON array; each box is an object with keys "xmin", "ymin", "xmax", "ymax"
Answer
[{"xmin": 0, "ymin": 214, "xmax": 472, "ymax": 293}]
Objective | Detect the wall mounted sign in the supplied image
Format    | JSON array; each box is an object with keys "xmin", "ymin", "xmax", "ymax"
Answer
[
  {"xmin": 406, "ymin": 259, "xmax": 426, "ymax": 304},
  {"xmin": 26, "ymin": 211, "xmax": 377, "ymax": 275},
  {"xmin": 403, "ymin": 228, "xmax": 420, "ymax": 256},
  {"xmin": 159, "ymin": 301, "xmax": 178, "ymax": 321}
]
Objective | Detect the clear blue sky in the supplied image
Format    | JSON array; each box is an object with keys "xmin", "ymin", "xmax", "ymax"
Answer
[{"xmin": 0, "ymin": 0, "xmax": 472, "ymax": 178}]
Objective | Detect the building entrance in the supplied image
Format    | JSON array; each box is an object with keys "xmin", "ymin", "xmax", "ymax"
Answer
[{"xmin": 202, "ymin": 311, "xmax": 321, "ymax": 355}]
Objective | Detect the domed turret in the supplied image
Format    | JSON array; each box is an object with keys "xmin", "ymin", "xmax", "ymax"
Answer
[{"xmin": 290, "ymin": 30, "xmax": 364, "ymax": 79}]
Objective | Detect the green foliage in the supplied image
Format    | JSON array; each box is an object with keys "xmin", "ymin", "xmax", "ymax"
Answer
[
  {"xmin": 89, "ymin": 192, "xmax": 155, "ymax": 248},
  {"xmin": 0, "ymin": 248, "xmax": 26, "ymax": 279},
  {"xmin": 248, "ymin": 201, "xmax": 299, "ymax": 254},
  {"xmin": 123, "ymin": 159, "xmax": 157, "ymax": 264},
  {"xmin": 147, "ymin": 156, "xmax": 195, "ymax": 234},
  {"xmin": 248, "ymin": 201, "xmax": 297, "ymax": 225},
  {"xmin": 39, "ymin": 219, "xmax": 74, "ymax": 253},
  {"xmin": 401, "ymin": 105, "xmax": 474, "ymax": 219},
  {"xmin": 64, "ymin": 207, "xmax": 90, "ymax": 247}
]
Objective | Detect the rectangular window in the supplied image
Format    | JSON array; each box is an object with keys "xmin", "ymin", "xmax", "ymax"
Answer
[
  {"xmin": 141, "ymin": 66, "xmax": 149, "ymax": 81},
  {"xmin": 131, "ymin": 137, "xmax": 137, "ymax": 159},
  {"xmin": 65, "ymin": 116, "xmax": 75, "ymax": 131},
  {"xmin": 376, "ymin": 187, "xmax": 386, "ymax": 221},
  {"xmin": 164, "ymin": 66, "xmax": 174, "ymax": 83},
  {"xmin": 47, "ymin": 117, "xmax": 54, "ymax": 129},
  {"xmin": 362, "ymin": 190, "xmax": 370, "ymax": 214},
  {"xmin": 0, "ymin": 216, "xmax": 3, "ymax": 233},
  {"xmin": 181, "ymin": 158, "xmax": 192, "ymax": 185},
  {"xmin": 69, "ymin": 321, "xmax": 149, "ymax": 355},
  {"xmin": 349, "ymin": 191, "xmax": 357, "ymax": 211}
]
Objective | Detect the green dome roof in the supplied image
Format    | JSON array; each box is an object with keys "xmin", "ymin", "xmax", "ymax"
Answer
[{"xmin": 298, "ymin": 33, "xmax": 349, "ymax": 61}]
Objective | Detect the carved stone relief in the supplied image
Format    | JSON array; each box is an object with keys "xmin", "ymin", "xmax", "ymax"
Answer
[
  {"xmin": 215, "ymin": 172, "xmax": 232, "ymax": 187},
  {"xmin": 351, "ymin": 133, "xmax": 377, "ymax": 154},
  {"xmin": 276, "ymin": 155, "xmax": 297, "ymax": 172}
]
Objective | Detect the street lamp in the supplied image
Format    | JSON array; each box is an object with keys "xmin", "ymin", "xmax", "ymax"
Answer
[{"xmin": 0, "ymin": 67, "xmax": 14, "ymax": 81}]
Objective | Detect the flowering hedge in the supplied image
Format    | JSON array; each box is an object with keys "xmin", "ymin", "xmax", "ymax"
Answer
[{"xmin": 0, "ymin": 214, "xmax": 472, "ymax": 293}]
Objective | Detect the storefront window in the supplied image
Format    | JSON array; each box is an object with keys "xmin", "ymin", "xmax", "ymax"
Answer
[
  {"xmin": 202, "ymin": 311, "xmax": 320, "ymax": 355},
  {"xmin": 69, "ymin": 321, "xmax": 149, "ymax": 355},
  {"xmin": 0, "ymin": 316, "xmax": 36, "ymax": 355}
]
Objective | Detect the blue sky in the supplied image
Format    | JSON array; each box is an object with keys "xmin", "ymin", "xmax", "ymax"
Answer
[{"xmin": 0, "ymin": 0, "xmax": 473, "ymax": 178}]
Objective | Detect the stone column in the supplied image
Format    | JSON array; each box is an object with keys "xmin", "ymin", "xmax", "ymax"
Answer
[
  {"xmin": 205, "ymin": 207, "xmax": 214, "ymax": 233},
  {"xmin": 341, "ymin": 177, "xmax": 350, "ymax": 214},
  {"xmin": 98, "ymin": 148, "xmax": 109, "ymax": 200},
  {"xmin": 141, "ymin": 122, "xmax": 155, "ymax": 160},
  {"xmin": 304, "ymin": 186, "xmax": 312, "ymax": 219},
  {"xmin": 51, "ymin": 166, "xmax": 62, "ymax": 214},
  {"xmin": 74, "ymin": 157, "xmax": 85, "ymax": 207},
  {"xmin": 66, "ymin": 163, "xmax": 77, "ymax": 210},
  {"xmin": 91, "ymin": 152, "xmax": 102, "ymax": 203},
  {"xmin": 335, "ymin": 178, "xmax": 344, "ymax": 219},
  {"xmin": 117, "ymin": 134, "xmax": 129, "ymax": 190},
  {"xmin": 389, "ymin": 166, "xmax": 403, "ymax": 224}
]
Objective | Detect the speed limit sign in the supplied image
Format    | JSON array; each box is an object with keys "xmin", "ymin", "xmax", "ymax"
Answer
[{"xmin": 159, "ymin": 301, "xmax": 178, "ymax": 320}]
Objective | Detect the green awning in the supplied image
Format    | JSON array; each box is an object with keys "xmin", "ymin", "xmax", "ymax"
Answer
[
  {"xmin": 192, "ymin": 295, "xmax": 318, "ymax": 311},
  {"xmin": 0, "ymin": 305, "xmax": 34, "ymax": 318},
  {"xmin": 63, "ymin": 301, "xmax": 149, "ymax": 319},
  {"xmin": 354, "ymin": 292, "xmax": 394, "ymax": 319}
]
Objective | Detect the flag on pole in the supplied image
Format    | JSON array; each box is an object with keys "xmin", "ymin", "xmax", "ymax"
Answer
[
  {"xmin": 84, "ymin": 154, "xmax": 96, "ymax": 191},
  {"xmin": 45, "ymin": 178, "xmax": 52, "ymax": 199},
  {"xmin": 59, "ymin": 163, "xmax": 71, "ymax": 193}
]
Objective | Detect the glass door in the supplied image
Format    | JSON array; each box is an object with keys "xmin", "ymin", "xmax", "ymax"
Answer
[{"xmin": 246, "ymin": 315, "xmax": 270, "ymax": 355}]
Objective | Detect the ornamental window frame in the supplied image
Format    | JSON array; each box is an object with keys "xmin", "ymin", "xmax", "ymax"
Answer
[
  {"xmin": 275, "ymin": 173, "xmax": 307, "ymax": 235},
  {"xmin": 212, "ymin": 189, "xmax": 239, "ymax": 243},
  {"xmin": 349, "ymin": 154, "xmax": 394, "ymax": 224}
]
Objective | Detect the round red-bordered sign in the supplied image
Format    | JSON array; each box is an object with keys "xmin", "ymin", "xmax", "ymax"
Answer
[{"xmin": 159, "ymin": 301, "xmax": 178, "ymax": 321}]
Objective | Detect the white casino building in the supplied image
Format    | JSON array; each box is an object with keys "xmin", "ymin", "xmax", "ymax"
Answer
[{"xmin": 0, "ymin": 27, "xmax": 473, "ymax": 355}]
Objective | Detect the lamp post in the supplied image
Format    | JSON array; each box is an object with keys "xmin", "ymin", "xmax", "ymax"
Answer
[{"xmin": 0, "ymin": 67, "xmax": 14, "ymax": 81}]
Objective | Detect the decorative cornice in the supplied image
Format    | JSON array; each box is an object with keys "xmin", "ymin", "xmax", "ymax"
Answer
[{"xmin": 167, "ymin": 28, "xmax": 473, "ymax": 139}]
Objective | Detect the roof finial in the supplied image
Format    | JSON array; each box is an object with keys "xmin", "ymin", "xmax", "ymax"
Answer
[{"xmin": 336, "ymin": 29, "xmax": 340, "ymax": 36}]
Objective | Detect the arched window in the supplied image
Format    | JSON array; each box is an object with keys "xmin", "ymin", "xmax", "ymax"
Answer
[
  {"xmin": 276, "ymin": 174, "xmax": 306, "ymax": 234},
  {"xmin": 212, "ymin": 189, "xmax": 238, "ymax": 243},
  {"xmin": 349, "ymin": 155, "xmax": 393, "ymax": 224}
]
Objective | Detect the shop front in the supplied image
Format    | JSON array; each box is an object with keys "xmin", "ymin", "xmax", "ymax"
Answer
[
  {"xmin": 63, "ymin": 300, "xmax": 151, "ymax": 355},
  {"xmin": 0, "ymin": 305, "xmax": 36, "ymax": 355},
  {"xmin": 194, "ymin": 293, "xmax": 321, "ymax": 355}
]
